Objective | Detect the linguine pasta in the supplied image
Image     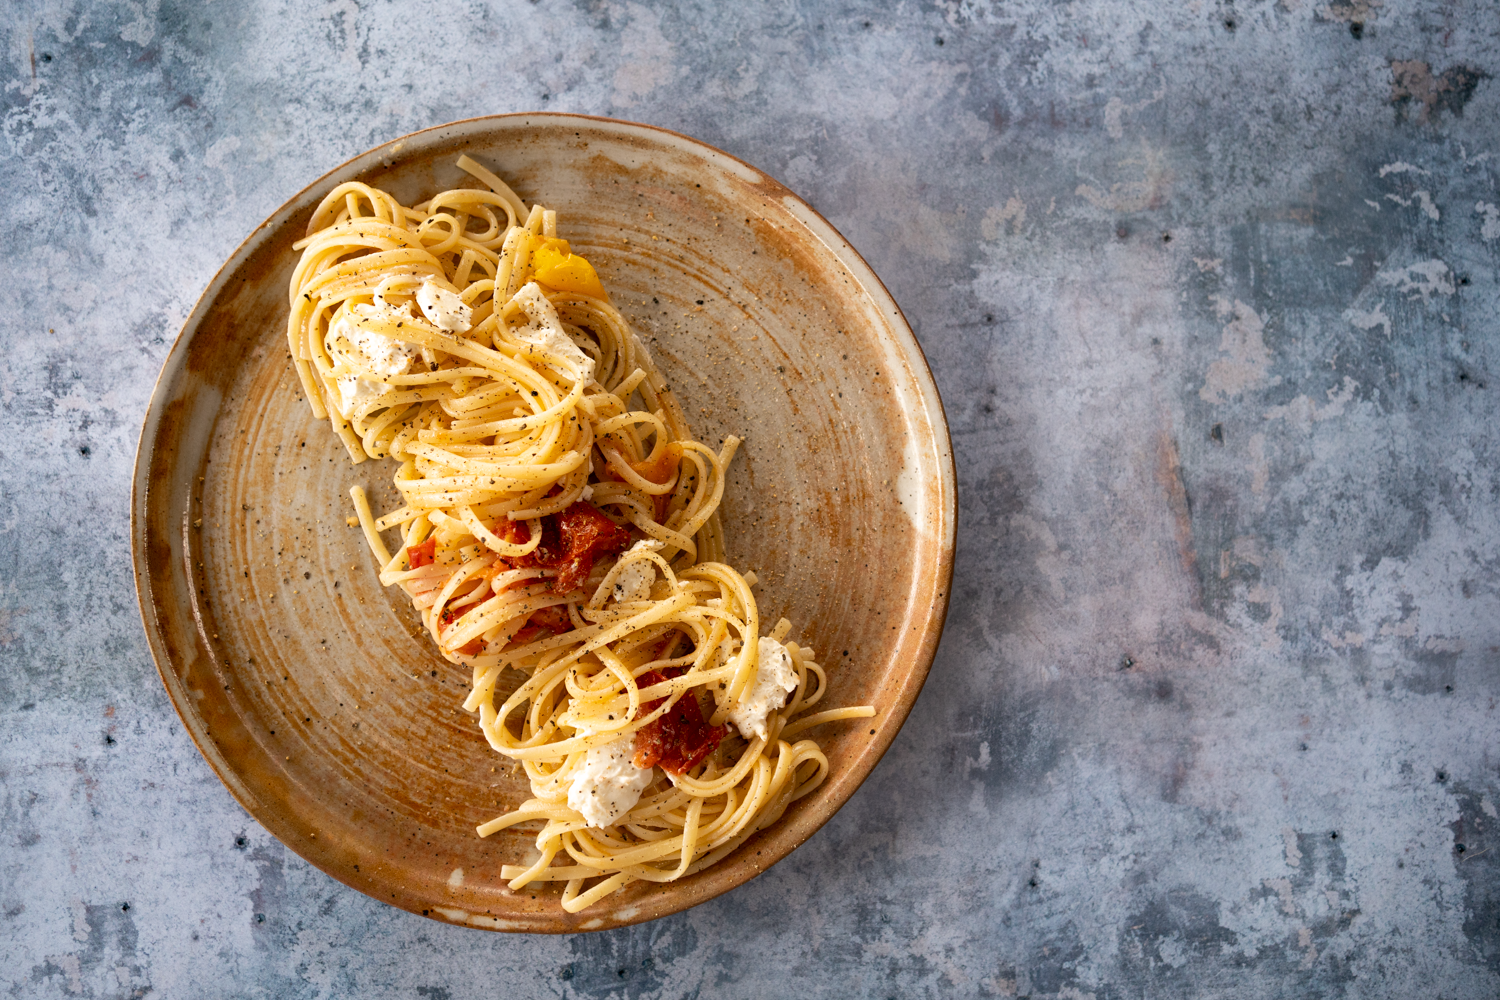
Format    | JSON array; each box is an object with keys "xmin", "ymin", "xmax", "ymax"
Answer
[{"xmin": 286, "ymin": 157, "xmax": 873, "ymax": 912}]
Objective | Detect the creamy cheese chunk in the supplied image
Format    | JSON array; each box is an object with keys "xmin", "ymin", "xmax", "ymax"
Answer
[
  {"xmin": 336, "ymin": 374, "xmax": 392, "ymax": 419},
  {"xmin": 611, "ymin": 539, "xmax": 663, "ymax": 603},
  {"xmin": 567, "ymin": 735, "xmax": 655, "ymax": 828},
  {"xmin": 511, "ymin": 282, "xmax": 596, "ymax": 378},
  {"xmin": 326, "ymin": 301, "xmax": 420, "ymax": 419},
  {"xmin": 416, "ymin": 280, "xmax": 472, "ymax": 333},
  {"xmin": 726, "ymin": 636, "xmax": 799, "ymax": 742}
]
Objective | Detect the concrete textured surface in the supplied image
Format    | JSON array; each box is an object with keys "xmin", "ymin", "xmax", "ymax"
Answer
[{"xmin": 3, "ymin": 0, "xmax": 1499, "ymax": 997}]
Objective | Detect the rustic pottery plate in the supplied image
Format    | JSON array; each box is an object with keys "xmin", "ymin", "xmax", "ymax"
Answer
[{"xmin": 131, "ymin": 114, "xmax": 955, "ymax": 933}]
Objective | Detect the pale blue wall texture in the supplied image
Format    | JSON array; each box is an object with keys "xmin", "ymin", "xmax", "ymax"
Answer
[{"xmin": 3, "ymin": 1, "xmax": 1499, "ymax": 997}]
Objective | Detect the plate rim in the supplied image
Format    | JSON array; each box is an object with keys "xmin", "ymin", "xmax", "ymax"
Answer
[{"xmin": 130, "ymin": 111, "xmax": 957, "ymax": 932}]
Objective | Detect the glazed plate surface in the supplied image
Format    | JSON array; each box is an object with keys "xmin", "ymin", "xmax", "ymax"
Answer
[{"xmin": 132, "ymin": 114, "xmax": 955, "ymax": 932}]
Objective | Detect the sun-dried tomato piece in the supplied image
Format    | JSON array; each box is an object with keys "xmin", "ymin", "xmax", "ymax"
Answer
[
  {"xmin": 509, "ymin": 625, "xmax": 547, "ymax": 646},
  {"xmin": 407, "ymin": 537, "xmax": 437, "ymax": 568},
  {"xmin": 637, "ymin": 444, "xmax": 682, "ymax": 488},
  {"xmin": 548, "ymin": 503, "xmax": 631, "ymax": 592},
  {"xmin": 530, "ymin": 604, "xmax": 572, "ymax": 633},
  {"xmin": 494, "ymin": 517, "xmax": 530, "ymax": 547},
  {"xmin": 600, "ymin": 443, "xmax": 681, "ymax": 522},
  {"xmin": 631, "ymin": 669, "xmax": 725, "ymax": 775},
  {"xmin": 601, "ymin": 441, "xmax": 681, "ymax": 485},
  {"xmin": 494, "ymin": 501, "xmax": 630, "ymax": 594},
  {"xmin": 437, "ymin": 603, "xmax": 484, "ymax": 658},
  {"xmin": 509, "ymin": 604, "xmax": 573, "ymax": 646}
]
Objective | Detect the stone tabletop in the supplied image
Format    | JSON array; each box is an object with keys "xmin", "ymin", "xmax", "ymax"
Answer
[{"xmin": 4, "ymin": 2, "xmax": 1499, "ymax": 997}]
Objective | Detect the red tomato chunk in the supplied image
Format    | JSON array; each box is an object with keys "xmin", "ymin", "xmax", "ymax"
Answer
[
  {"xmin": 406, "ymin": 537, "xmax": 437, "ymax": 568},
  {"xmin": 438, "ymin": 603, "xmax": 484, "ymax": 658},
  {"xmin": 510, "ymin": 605, "xmax": 572, "ymax": 646},
  {"xmin": 631, "ymin": 669, "xmax": 726, "ymax": 775},
  {"xmin": 497, "ymin": 501, "xmax": 630, "ymax": 594}
]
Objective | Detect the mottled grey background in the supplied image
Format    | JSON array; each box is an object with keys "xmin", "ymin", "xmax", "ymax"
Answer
[{"xmin": 3, "ymin": 0, "xmax": 1499, "ymax": 997}]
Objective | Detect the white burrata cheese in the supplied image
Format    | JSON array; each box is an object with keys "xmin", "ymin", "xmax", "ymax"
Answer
[
  {"xmin": 336, "ymin": 374, "xmax": 391, "ymax": 419},
  {"xmin": 611, "ymin": 539, "xmax": 662, "ymax": 603},
  {"xmin": 726, "ymin": 636, "xmax": 799, "ymax": 742},
  {"xmin": 326, "ymin": 301, "xmax": 420, "ymax": 419},
  {"xmin": 511, "ymin": 282, "xmax": 596, "ymax": 378},
  {"xmin": 567, "ymin": 735, "xmax": 654, "ymax": 828},
  {"xmin": 416, "ymin": 280, "xmax": 472, "ymax": 333}
]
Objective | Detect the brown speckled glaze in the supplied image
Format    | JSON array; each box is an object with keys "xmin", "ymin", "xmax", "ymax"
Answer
[{"xmin": 131, "ymin": 115, "xmax": 955, "ymax": 933}]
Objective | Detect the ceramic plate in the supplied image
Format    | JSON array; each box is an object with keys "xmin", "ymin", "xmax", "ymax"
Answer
[{"xmin": 131, "ymin": 114, "xmax": 954, "ymax": 932}]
